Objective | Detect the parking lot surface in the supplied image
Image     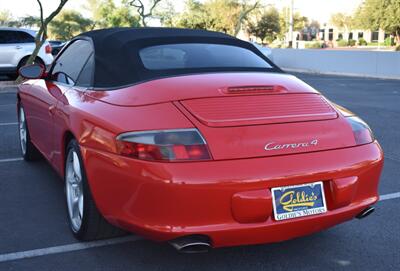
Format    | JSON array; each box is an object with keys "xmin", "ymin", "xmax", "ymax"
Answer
[{"xmin": 0, "ymin": 73, "xmax": 399, "ymax": 270}]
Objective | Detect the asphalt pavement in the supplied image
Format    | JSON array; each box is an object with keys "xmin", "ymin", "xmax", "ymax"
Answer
[{"xmin": 0, "ymin": 73, "xmax": 399, "ymax": 270}]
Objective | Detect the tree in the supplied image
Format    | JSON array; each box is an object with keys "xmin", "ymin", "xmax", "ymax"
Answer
[
  {"xmin": 155, "ymin": 0, "xmax": 178, "ymax": 27},
  {"xmin": 247, "ymin": 7, "xmax": 280, "ymax": 44},
  {"xmin": 0, "ymin": 10, "xmax": 13, "ymax": 26},
  {"xmin": 354, "ymin": 0, "xmax": 400, "ymax": 45},
  {"xmin": 233, "ymin": 0, "xmax": 260, "ymax": 36},
  {"xmin": 279, "ymin": 7, "xmax": 308, "ymax": 38},
  {"xmin": 49, "ymin": 10, "xmax": 93, "ymax": 40},
  {"xmin": 203, "ymin": 0, "xmax": 241, "ymax": 34},
  {"xmin": 129, "ymin": 0, "xmax": 164, "ymax": 26},
  {"xmin": 330, "ymin": 13, "xmax": 353, "ymax": 33},
  {"xmin": 0, "ymin": 13, "xmax": 41, "ymax": 28},
  {"xmin": 175, "ymin": 0, "xmax": 260, "ymax": 36},
  {"xmin": 175, "ymin": 0, "xmax": 211, "ymax": 30},
  {"xmin": 16, "ymin": 0, "xmax": 69, "ymax": 82},
  {"xmin": 86, "ymin": 0, "xmax": 140, "ymax": 28},
  {"xmin": 17, "ymin": 16, "xmax": 41, "ymax": 28}
]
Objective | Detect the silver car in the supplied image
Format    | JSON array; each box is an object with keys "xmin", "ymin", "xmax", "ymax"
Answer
[{"xmin": 0, "ymin": 27, "xmax": 53, "ymax": 77}]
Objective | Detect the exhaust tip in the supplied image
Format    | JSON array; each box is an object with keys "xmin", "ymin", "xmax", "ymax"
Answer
[
  {"xmin": 356, "ymin": 206, "xmax": 375, "ymax": 219},
  {"xmin": 169, "ymin": 235, "xmax": 212, "ymax": 253}
]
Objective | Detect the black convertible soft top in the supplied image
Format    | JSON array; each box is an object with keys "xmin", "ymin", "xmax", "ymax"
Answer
[{"xmin": 76, "ymin": 27, "xmax": 281, "ymax": 89}]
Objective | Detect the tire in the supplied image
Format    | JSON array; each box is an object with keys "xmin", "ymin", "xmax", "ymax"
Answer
[
  {"xmin": 18, "ymin": 105, "xmax": 42, "ymax": 161},
  {"xmin": 65, "ymin": 139, "xmax": 125, "ymax": 241}
]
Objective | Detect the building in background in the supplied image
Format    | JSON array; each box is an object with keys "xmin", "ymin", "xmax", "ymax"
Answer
[{"xmin": 318, "ymin": 25, "xmax": 388, "ymax": 44}]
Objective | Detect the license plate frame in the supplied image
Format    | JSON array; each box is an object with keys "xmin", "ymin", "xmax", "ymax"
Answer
[{"xmin": 271, "ymin": 181, "xmax": 327, "ymax": 221}]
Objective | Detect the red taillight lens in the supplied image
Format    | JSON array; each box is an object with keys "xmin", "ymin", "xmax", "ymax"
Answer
[
  {"xmin": 346, "ymin": 116, "xmax": 374, "ymax": 145},
  {"xmin": 116, "ymin": 129, "xmax": 212, "ymax": 162},
  {"xmin": 45, "ymin": 44, "xmax": 52, "ymax": 54}
]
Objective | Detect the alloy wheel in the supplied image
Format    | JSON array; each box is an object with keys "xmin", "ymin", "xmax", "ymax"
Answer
[
  {"xmin": 65, "ymin": 150, "xmax": 84, "ymax": 232},
  {"xmin": 19, "ymin": 107, "xmax": 27, "ymax": 155}
]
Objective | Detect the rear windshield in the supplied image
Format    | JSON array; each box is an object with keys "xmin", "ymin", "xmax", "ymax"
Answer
[{"xmin": 139, "ymin": 43, "xmax": 272, "ymax": 70}]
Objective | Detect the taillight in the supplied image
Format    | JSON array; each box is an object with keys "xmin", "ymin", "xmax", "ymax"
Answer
[
  {"xmin": 346, "ymin": 116, "xmax": 374, "ymax": 145},
  {"xmin": 45, "ymin": 44, "xmax": 52, "ymax": 54},
  {"xmin": 116, "ymin": 129, "xmax": 212, "ymax": 162}
]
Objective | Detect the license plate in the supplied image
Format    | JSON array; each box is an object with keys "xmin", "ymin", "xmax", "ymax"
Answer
[{"xmin": 271, "ymin": 181, "xmax": 327, "ymax": 221}]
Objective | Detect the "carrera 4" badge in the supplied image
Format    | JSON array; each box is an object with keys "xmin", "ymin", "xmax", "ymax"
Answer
[{"xmin": 265, "ymin": 139, "xmax": 318, "ymax": 151}]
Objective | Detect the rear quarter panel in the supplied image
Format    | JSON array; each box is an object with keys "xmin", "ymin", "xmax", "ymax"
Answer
[{"xmin": 53, "ymin": 88, "xmax": 195, "ymax": 176}]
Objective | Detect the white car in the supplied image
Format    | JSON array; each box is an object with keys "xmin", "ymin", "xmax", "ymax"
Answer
[{"xmin": 0, "ymin": 27, "xmax": 53, "ymax": 77}]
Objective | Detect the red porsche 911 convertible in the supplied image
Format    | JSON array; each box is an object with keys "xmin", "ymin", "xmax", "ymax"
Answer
[{"xmin": 17, "ymin": 28, "xmax": 383, "ymax": 252}]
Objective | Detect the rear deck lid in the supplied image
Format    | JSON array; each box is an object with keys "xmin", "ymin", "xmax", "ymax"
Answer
[{"xmin": 180, "ymin": 93, "xmax": 337, "ymax": 127}]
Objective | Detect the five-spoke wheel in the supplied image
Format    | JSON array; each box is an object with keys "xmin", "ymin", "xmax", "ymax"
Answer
[
  {"xmin": 65, "ymin": 150, "xmax": 84, "ymax": 232},
  {"xmin": 64, "ymin": 139, "xmax": 124, "ymax": 240}
]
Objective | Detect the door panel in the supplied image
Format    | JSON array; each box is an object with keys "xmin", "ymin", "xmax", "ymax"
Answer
[
  {"xmin": 20, "ymin": 38, "xmax": 94, "ymax": 173},
  {"xmin": 0, "ymin": 44, "xmax": 19, "ymax": 68},
  {"xmin": 23, "ymin": 80, "xmax": 71, "ymax": 161}
]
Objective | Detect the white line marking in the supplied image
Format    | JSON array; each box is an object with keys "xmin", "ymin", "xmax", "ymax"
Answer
[
  {"xmin": 0, "ymin": 157, "xmax": 23, "ymax": 163},
  {"xmin": 0, "ymin": 186, "xmax": 396, "ymax": 264},
  {"xmin": 379, "ymin": 192, "xmax": 400, "ymax": 201},
  {"xmin": 0, "ymin": 235, "xmax": 142, "ymax": 263},
  {"xmin": 0, "ymin": 122, "xmax": 18, "ymax": 126}
]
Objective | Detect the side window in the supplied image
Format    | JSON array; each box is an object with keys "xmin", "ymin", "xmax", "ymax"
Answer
[
  {"xmin": 76, "ymin": 53, "xmax": 94, "ymax": 87},
  {"xmin": 0, "ymin": 30, "xmax": 20, "ymax": 44},
  {"xmin": 51, "ymin": 40, "xmax": 93, "ymax": 86},
  {"xmin": 16, "ymin": 31, "xmax": 35, "ymax": 43}
]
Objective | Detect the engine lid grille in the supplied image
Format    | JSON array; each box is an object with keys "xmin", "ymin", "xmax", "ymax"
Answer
[{"xmin": 180, "ymin": 93, "xmax": 337, "ymax": 127}]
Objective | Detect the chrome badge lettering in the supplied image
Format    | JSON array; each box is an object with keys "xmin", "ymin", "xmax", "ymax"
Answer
[{"xmin": 265, "ymin": 139, "xmax": 318, "ymax": 151}]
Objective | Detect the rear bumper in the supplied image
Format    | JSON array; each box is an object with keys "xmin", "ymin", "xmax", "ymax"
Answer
[{"xmin": 81, "ymin": 142, "xmax": 383, "ymax": 248}]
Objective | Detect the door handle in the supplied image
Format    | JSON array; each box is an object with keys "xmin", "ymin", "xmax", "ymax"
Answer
[{"xmin": 15, "ymin": 45, "xmax": 22, "ymax": 49}]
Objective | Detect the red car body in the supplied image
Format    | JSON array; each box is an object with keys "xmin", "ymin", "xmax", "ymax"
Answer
[{"xmin": 17, "ymin": 28, "xmax": 383, "ymax": 249}]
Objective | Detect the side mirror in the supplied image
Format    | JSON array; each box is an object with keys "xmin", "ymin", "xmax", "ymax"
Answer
[{"xmin": 18, "ymin": 64, "xmax": 45, "ymax": 79}]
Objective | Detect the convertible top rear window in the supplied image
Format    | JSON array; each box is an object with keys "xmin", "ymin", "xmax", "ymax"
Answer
[
  {"xmin": 139, "ymin": 43, "xmax": 272, "ymax": 70},
  {"xmin": 75, "ymin": 27, "xmax": 281, "ymax": 89}
]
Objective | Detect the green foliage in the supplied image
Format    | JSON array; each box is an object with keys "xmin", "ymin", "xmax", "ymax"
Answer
[
  {"xmin": 305, "ymin": 41, "xmax": 322, "ymax": 49},
  {"xmin": 155, "ymin": 1, "xmax": 177, "ymax": 27},
  {"xmin": 0, "ymin": 10, "xmax": 41, "ymax": 28},
  {"xmin": 330, "ymin": 12, "xmax": 353, "ymax": 31},
  {"xmin": 348, "ymin": 39, "xmax": 356, "ymax": 46},
  {"xmin": 86, "ymin": 0, "xmax": 140, "ymax": 28},
  {"xmin": 175, "ymin": 0, "xmax": 211, "ymax": 30},
  {"xmin": 279, "ymin": 7, "xmax": 308, "ymax": 38},
  {"xmin": 0, "ymin": 10, "xmax": 13, "ymax": 26},
  {"xmin": 175, "ymin": 0, "xmax": 259, "ymax": 36},
  {"xmin": 337, "ymin": 39, "xmax": 348, "ymax": 47},
  {"xmin": 204, "ymin": 0, "xmax": 242, "ymax": 34},
  {"xmin": 354, "ymin": 0, "xmax": 400, "ymax": 45},
  {"xmin": 247, "ymin": 7, "xmax": 280, "ymax": 43},
  {"xmin": 19, "ymin": 16, "xmax": 41, "ymax": 27},
  {"xmin": 384, "ymin": 36, "xmax": 394, "ymax": 46},
  {"xmin": 49, "ymin": 10, "xmax": 93, "ymax": 40},
  {"xmin": 358, "ymin": 38, "xmax": 367, "ymax": 46}
]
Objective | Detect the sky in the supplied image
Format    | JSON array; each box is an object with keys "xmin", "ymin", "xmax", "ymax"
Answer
[{"xmin": 0, "ymin": 0, "xmax": 363, "ymax": 24}]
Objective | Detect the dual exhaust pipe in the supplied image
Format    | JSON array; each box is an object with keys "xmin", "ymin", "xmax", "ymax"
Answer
[
  {"xmin": 356, "ymin": 206, "xmax": 375, "ymax": 219},
  {"xmin": 169, "ymin": 235, "xmax": 212, "ymax": 253},
  {"xmin": 169, "ymin": 206, "xmax": 375, "ymax": 253}
]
